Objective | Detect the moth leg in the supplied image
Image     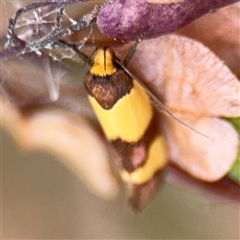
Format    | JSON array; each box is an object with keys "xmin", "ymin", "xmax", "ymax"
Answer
[{"xmin": 123, "ymin": 28, "xmax": 150, "ymax": 66}]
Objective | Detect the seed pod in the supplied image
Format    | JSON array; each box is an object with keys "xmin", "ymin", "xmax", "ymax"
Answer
[{"xmin": 97, "ymin": 0, "xmax": 239, "ymax": 40}]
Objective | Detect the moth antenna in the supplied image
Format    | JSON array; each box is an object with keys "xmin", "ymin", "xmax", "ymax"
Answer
[{"xmin": 115, "ymin": 59, "xmax": 212, "ymax": 140}]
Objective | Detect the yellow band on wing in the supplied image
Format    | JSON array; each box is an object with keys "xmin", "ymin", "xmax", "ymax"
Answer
[
  {"xmin": 88, "ymin": 80, "xmax": 153, "ymax": 142},
  {"xmin": 120, "ymin": 135, "xmax": 168, "ymax": 185}
]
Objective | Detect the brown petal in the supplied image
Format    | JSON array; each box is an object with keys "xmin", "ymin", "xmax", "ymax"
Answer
[
  {"xmin": 164, "ymin": 116, "xmax": 239, "ymax": 181},
  {"xmin": 1, "ymin": 97, "xmax": 119, "ymax": 199},
  {"xmin": 177, "ymin": 2, "xmax": 240, "ymax": 78}
]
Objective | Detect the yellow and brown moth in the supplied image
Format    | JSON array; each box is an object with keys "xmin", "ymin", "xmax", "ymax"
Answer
[{"xmin": 84, "ymin": 47, "xmax": 168, "ymax": 211}]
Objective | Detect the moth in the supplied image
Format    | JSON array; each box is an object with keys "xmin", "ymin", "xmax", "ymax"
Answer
[{"xmin": 2, "ymin": 0, "xmax": 239, "ymax": 211}]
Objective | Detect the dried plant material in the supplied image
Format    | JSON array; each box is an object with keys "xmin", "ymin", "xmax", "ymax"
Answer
[
  {"xmin": 116, "ymin": 34, "xmax": 239, "ymax": 181},
  {"xmin": 1, "ymin": 97, "xmax": 119, "ymax": 200},
  {"xmin": 177, "ymin": 2, "xmax": 240, "ymax": 78},
  {"xmin": 1, "ymin": 0, "xmax": 107, "ymax": 48}
]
